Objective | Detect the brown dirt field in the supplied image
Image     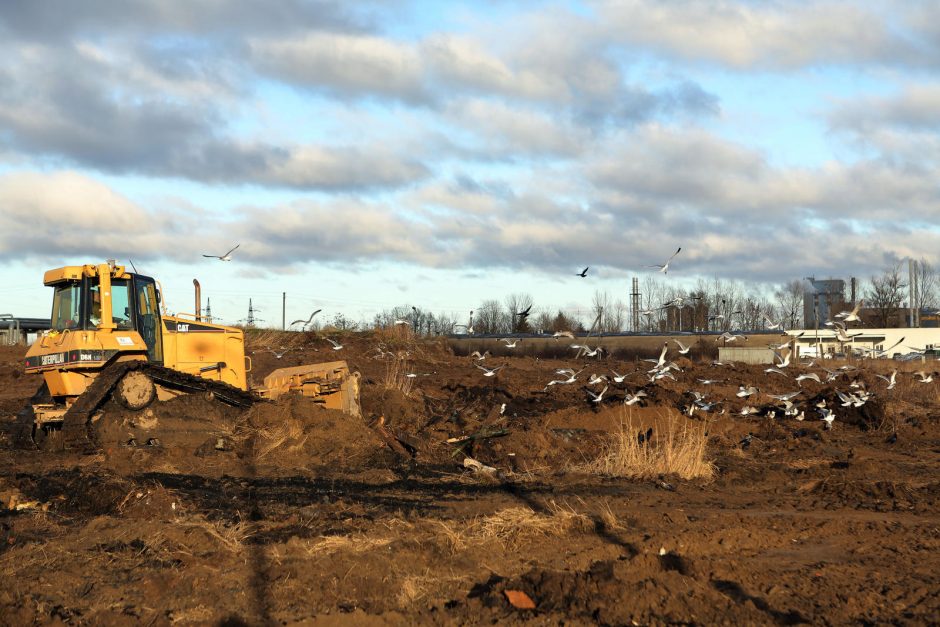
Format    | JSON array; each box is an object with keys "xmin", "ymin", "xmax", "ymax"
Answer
[{"xmin": 1, "ymin": 331, "xmax": 939, "ymax": 625}]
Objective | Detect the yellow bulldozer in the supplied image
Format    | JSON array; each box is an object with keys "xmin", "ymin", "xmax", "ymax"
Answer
[{"xmin": 16, "ymin": 260, "xmax": 360, "ymax": 449}]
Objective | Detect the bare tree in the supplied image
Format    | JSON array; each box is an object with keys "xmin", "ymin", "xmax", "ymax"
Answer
[
  {"xmin": 532, "ymin": 308, "xmax": 553, "ymax": 334},
  {"xmin": 504, "ymin": 292, "xmax": 535, "ymax": 333},
  {"xmin": 475, "ymin": 299, "xmax": 507, "ymax": 334},
  {"xmin": 913, "ymin": 258, "xmax": 939, "ymax": 313},
  {"xmin": 774, "ymin": 280, "xmax": 804, "ymax": 330},
  {"xmin": 591, "ymin": 290, "xmax": 613, "ymax": 334},
  {"xmin": 866, "ymin": 262, "xmax": 907, "ymax": 327}
]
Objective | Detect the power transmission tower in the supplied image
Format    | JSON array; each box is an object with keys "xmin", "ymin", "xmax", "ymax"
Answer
[{"xmin": 205, "ymin": 298, "xmax": 213, "ymax": 323}]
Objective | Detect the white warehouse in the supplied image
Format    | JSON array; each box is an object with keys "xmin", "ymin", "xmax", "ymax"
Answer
[{"xmin": 785, "ymin": 327, "xmax": 940, "ymax": 358}]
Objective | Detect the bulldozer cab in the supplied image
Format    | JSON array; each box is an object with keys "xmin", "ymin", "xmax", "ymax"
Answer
[{"xmin": 48, "ymin": 267, "xmax": 163, "ymax": 363}]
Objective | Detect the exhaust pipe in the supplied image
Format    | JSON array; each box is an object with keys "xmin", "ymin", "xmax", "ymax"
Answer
[{"xmin": 193, "ymin": 279, "xmax": 201, "ymax": 322}]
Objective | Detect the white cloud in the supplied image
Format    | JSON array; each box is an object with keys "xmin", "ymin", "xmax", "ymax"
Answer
[{"xmin": 594, "ymin": 0, "xmax": 917, "ymax": 69}]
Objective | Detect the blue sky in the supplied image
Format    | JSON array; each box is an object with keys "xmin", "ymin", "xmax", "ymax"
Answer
[{"xmin": 1, "ymin": 0, "xmax": 939, "ymax": 326}]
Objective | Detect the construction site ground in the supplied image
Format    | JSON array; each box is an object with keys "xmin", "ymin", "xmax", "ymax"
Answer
[{"xmin": 1, "ymin": 330, "xmax": 938, "ymax": 625}]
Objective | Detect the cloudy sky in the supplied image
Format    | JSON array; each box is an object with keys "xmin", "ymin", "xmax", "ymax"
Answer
[{"xmin": 2, "ymin": 0, "xmax": 939, "ymax": 324}]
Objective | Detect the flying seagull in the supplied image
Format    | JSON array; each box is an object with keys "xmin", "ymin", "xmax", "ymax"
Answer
[
  {"xmin": 476, "ymin": 364, "xmax": 505, "ymax": 377},
  {"xmin": 576, "ymin": 267, "xmax": 589, "ymax": 278},
  {"xmin": 202, "ymin": 244, "xmax": 240, "ymax": 261},
  {"xmin": 587, "ymin": 385, "xmax": 609, "ymax": 403},
  {"xmin": 648, "ymin": 247, "xmax": 681, "ymax": 274},
  {"xmin": 673, "ymin": 339, "xmax": 691, "ymax": 355},
  {"xmin": 290, "ymin": 309, "xmax": 322, "ymax": 330},
  {"xmin": 835, "ymin": 299, "xmax": 863, "ymax": 323}
]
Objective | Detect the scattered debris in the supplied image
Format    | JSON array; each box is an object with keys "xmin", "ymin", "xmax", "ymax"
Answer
[{"xmin": 504, "ymin": 589, "xmax": 536, "ymax": 610}]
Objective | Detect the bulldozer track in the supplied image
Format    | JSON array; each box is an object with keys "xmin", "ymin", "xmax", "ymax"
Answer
[{"xmin": 61, "ymin": 361, "xmax": 256, "ymax": 450}]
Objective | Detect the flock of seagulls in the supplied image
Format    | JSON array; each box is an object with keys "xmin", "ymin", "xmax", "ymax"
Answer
[
  {"xmin": 444, "ymin": 327, "xmax": 938, "ymax": 439},
  {"xmin": 221, "ymin": 241, "xmax": 935, "ymax": 446}
]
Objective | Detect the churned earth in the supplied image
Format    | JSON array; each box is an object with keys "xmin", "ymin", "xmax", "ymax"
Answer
[{"xmin": 0, "ymin": 330, "xmax": 938, "ymax": 625}]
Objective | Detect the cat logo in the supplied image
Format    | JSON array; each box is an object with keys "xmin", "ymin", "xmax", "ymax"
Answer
[{"xmin": 178, "ymin": 324, "xmax": 190, "ymax": 333}]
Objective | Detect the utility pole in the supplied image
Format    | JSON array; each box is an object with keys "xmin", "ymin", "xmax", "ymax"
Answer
[
  {"xmin": 909, "ymin": 258, "xmax": 915, "ymax": 328},
  {"xmin": 282, "ymin": 292, "xmax": 286, "ymax": 330},
  {"xmin": 630, "ymin": 277, "xmax": 640, "ymax": 333}
]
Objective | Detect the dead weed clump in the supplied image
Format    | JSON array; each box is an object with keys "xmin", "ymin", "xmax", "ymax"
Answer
[
  {"xmin": 178, "ymin": 515, "xmax": 254, "ymax": 554},
  {"xmin": 582, "ymin": 409, "xmax": 716, "ymax": 481},
  {"xmin": 303, "ymin": 534, "xmax": 392, "ymax": 556},
  {"xmin": 252, "ymin": 417, "xmax": 308, "ymax": 460},
  {"xmin": 437, "ymin": 501, "xmax": 594, "ymax": 551}
]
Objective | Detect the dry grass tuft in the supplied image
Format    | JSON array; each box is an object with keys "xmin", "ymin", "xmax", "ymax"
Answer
[
  {"xmin": 303, "ymin": 535, "xmax": 392, "ymax": 556},
  {"xmin": 437, "ymin": 501, "xmax": 593, "ymax": 551},
  {"xmin": 582, "ymin": 409, "xmax": 716, "ymax": 481},
  {"xmin": 396, "ymin": 571, "xmax": 470, "ymax": 607},
  {"xmin": 178, "ymin": 515, "xmax": 254, "ymax": 553},
  {"xmin": 253, "ymin": 417, "xmax": 307, "ymax": 460}
]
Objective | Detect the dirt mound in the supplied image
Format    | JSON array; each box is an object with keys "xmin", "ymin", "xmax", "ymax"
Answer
[{"xmin": 244, "ymin": 394, "xmax": 385, "ymax": 472}]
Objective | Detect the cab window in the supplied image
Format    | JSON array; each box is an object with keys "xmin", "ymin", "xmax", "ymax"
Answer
[
  {"xmin": 51, "ymin": 282, "xmax": 82, "ymax": 331},
  {"xmin": 86, "ymin": 279, "xmax": 135, "ymax": 330},
  {"xmin": 111, "ymin": 280, "xmax": 134, "ymax": 330}
]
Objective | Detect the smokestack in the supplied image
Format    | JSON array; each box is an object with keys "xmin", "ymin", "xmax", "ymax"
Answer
[{"xmin": 193, "ymin": 279, "xmax": 201, "ymax": 322}]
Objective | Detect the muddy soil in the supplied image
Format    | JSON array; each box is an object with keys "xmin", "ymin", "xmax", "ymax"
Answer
[{"xmin": 0, "ymin": 333, "xmax": 938, "ymax": 625}]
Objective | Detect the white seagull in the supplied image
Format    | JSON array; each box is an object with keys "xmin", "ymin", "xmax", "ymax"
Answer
[
  {"xmin": 875, "ymin": 370, "xmax": 897, "ymax": 389},
  {"xmin": 673, "ymin": 339, "xmax": 691, "ymax": 355},
  {"xmin": 587, "ymin": 385, "xmax": 609, "ymax": 403},
  {"xmin": 202, "ymin": 244, "xmax": 240, "ymax": 261},
  {"xmin": 834, "ymin": 300, "xmax": 863, "ymax": 323},
  {"xmin": 476, "ymin": 364, "xmax": 505, "ymax": 377},
  {"xmin": 648, "ymin": 247, "xmax": 682, "ymax": 274},
  {"xmin": 623, "ymin": 391, "xmax": 647, "ymax": 406},
  {"xmin": 325, "ymin": 338, "xmax": 343, "ymax": 351},
  {"xmin": 290, "ymin": 309, "xmax": 322, "ymax": 330}
]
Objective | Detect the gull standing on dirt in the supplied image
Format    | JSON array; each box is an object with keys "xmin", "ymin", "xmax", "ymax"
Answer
[
  {"xmin": 202, "ymin": 244, "xmax": 240, "ymax": 261},
  {"xmin": 648, "ymin": 247, "xmax": 681, "ymax": 274},
  {"xmin": 736, "ymin": 385, "xmax": 758, "ymax": 398}
]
